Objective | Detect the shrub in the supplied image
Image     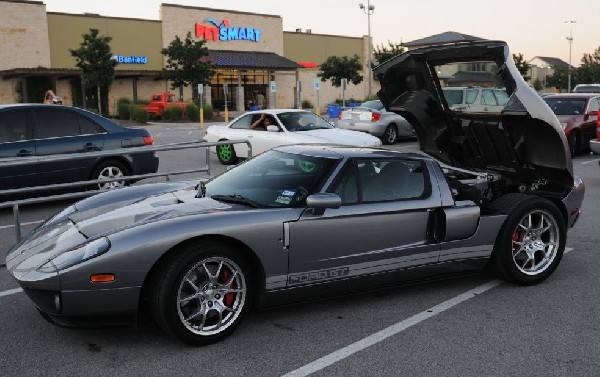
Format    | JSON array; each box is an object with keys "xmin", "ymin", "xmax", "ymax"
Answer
[
  {"xmin": 301, "ymin": 99, "xmax": 313, "ymax": 109},
  {"xmin": 117, "ymin": 102, "xmax": 130, "ymax": 120},
  {"xmin": 185, "ymin": 104, "xmax": 199, "ymax": 121},
  {"xmin": 202, "ymin": 104, "xmax": 213, "ymax": 120},
  {"xmin": 133, "ymin": 106, "xmax": 148, "ymax": 123},
  {"xmin": 117, "ymin": 97, "xmax": 131, "ymax": 106},
  {"xmin": 163, "ymin": 106, "xmax": 183, "ymax": 121},
  {"xmin": 128, "ymin": 104, "xmax": 139, "ymax": 120}
]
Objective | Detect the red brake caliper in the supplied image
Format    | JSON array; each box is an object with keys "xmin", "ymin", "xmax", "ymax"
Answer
[
  {"xmin": 512, "ymin": 229, "xmax": 521, "ymax": 253},
  {"xmin": 218, "ymin": 267, "xmax": 236, "ymax": 307}
]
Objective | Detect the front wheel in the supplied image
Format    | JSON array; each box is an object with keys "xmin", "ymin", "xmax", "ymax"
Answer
[
  {"xmin": 488, "ymin": 194, "xmax": 566, "ymax": 285},
  {"xmin": 149, "ymin": 241, "xmax": 253, "ymax": 345},
  {"xmin": 381, "ymin": 124, "xmax": 398, "ymax": 145},
  {"xmin": 217, "ymin": 143, "xmax": 238, "ymax": 165}
]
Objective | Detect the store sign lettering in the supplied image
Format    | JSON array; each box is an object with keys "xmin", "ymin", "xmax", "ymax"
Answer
[
  {"xmin": 195, "ymin": 18, "xmax": 261, "ymax": 42},
  {"xmin": 112, "ymin": 55, "xmax": 147, "ymax": 64}
]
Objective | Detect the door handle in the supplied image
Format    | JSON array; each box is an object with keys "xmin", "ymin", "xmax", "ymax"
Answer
[
  {"xmin": 16, "ymin": 150, "xmax": 33, "ymax": 157},
  {"xmin": 85, "ymin": 143, "xmax": 98, "ymax": 151}
]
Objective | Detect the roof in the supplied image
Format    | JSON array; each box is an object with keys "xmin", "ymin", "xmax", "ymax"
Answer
[
  {"xmin": 207, "ymin": 50, "xmax": 302, "ymax": 70},
  {"xmin": 0, "ymin": 67, "xmax": 162, "ymax": 79},
  {"xmin": 529, "ymin": 56, "xmax": 570, "ymax": 67},
  {"xmin": 403, "ymin": 31, "xmax": 486, "ymax": 47}
]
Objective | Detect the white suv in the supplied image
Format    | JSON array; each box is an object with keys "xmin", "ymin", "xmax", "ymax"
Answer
[{"xmin": 442, "ymin": 87, "xmax": 509, "ymax": 113}]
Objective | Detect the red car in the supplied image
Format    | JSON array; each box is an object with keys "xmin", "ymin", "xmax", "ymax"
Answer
[{"xmin": 543, "ymin": 93, "xmax": 600, "ymax": 156}]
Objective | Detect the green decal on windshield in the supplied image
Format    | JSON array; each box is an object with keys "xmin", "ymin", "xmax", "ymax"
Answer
[{"xmin": 299, "ymin": 160, "xmax": 315, "ymax": 173}]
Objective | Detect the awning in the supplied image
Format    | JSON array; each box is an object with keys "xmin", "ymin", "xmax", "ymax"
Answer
[
  {"xmin": 0, "ymin": 67, "xmax": 163, "ymax": 80},
  {"xmin": 207, "ymin": 50, "xmax": 302, "ymax": 70}
]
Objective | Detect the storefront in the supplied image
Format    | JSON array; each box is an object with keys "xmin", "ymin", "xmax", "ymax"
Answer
[{"xmin": 0, "ymin": 1, "xmax": 372, "ymax": 113}]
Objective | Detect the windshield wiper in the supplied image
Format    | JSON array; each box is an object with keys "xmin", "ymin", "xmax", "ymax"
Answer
[{"xmin": 210, "ymin": 194, "xmax": 263, "ymax": 208}]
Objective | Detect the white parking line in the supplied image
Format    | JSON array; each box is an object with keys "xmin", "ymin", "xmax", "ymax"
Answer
[
  {"xmin": 283, "ymin": 246, "xmax": 574, "ymax": 377},
  {"xmin": 580, "ymin": 158, "xmax": 600, "ymax": 165},
  {"xmin": 281, "ymin": 279, "xmax": 501, "ymax": 377},
  {"xmin": 0, "ymin": 288, "xmax": 22, "ymax": 298},
  {"xmin": 0, "ymin": 220, "xmax": 44, "ymax": 230}
]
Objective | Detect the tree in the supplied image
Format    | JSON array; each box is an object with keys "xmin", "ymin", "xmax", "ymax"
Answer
[
  {"xmin": 373, "ymin": 42, "xmax": 405, "ymax": 65},
  {"xmin": 69, "ymin": 28, "xmax": 117, "ymax": 115},
  {"xmin": 546, "ymin": 65, "xmax": 573, "ymax": 91},
  {"xmin": 161, "ymin": 32, "xmax": 214, "ymax": 100},
  {"xmin": 317, "ymin": 55, "xmax": 363, "ymax": 87},
  {"xmin": 512, "ymin": 53, "xmax": 530, "ymax": 81},
  {"xmin": 577, "ymin": 46, "xmax": 600, "ymax": 84}
]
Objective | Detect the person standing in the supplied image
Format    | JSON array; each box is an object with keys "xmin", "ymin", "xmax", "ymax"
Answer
[
  {"xmin": 43, "ymin": 90, "xmax": 56, "ymax": 104},
  {"xmin": 256, "ymin": 92, "xmax": 266, "ymax": 110}
]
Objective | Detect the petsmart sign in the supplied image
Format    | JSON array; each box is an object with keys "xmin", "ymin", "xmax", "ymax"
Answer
[{"xmin": 195, "ymin": 18, "xmax": 261, "ymax": 42}]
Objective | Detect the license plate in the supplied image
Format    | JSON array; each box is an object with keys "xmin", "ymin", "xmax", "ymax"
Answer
[{"xmin": 351, "ymin": 113, "xmax": 360, "ymax": 120}]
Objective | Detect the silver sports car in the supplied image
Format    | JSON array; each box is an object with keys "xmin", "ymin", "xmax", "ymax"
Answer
[{"xmin": 6, "ymin": 41, "xmax": 585, "ymax": 345}]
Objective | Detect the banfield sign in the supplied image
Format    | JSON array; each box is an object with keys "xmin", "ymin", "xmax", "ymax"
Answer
[{"xmin": 195, "ymin": 18, "xmax": 261, "ymax": 42}]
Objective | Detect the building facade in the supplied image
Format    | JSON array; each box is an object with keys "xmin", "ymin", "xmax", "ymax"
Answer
[{"xmin": 0, "ymin": 1, "xmax": 374, "ymax": 114}]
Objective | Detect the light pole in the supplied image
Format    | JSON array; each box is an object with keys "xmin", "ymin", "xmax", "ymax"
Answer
[
  {"xmin": 564, "ymin": 20, "xmax": 576, "ymax": 92},
  {"xmin": 359, "ymin": 1, "xmax": 375, "ymax": 98}
]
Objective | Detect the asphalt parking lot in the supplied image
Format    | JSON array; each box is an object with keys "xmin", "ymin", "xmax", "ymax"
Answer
[{"xmin": 1, "ymin": 122, "xmax": 600, "ymax": 376}]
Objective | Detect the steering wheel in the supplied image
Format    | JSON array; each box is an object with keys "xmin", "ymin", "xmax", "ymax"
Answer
[{"xmin": 294, "ymin": 186, "xmax": 309, "ymax": 203}]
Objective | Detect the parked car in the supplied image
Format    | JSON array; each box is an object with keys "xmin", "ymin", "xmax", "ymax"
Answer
[
  {"xmin": 203, "ymin": 109, "xmax": 382, "ymax": 165},
  {"xmin": 573, "ymin": 84, "xmax": 600, "ymax": 94},
  {"xmin": 141, "ymin": 92, "xmax": 187, "ymax": 117},
  {"xmin": 336, "ymin": 100, "xmax": 415, "ymax": 144},
  {"xmin": 0, "ymin": 104, "xmax": 159, "ymax": 193},
  {"xmin": 442, "ymin": 87, "xmax": 509, "ymax": 113},
  {"xmin": 6, "ymin": 41, "xmax": 585, "ymax": 346},
  {"xmin": 542, "ymin": 93, "xmax": 600, "ymax": 156}
]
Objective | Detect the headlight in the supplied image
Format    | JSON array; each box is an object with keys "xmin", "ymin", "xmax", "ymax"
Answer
[
  {"xmin": 38, "ymin": 237, "xmax": 110, "ymax": 272},
  {"xmin": 560, "ymin": 122, "xmax": 568, "ymax": 129}
]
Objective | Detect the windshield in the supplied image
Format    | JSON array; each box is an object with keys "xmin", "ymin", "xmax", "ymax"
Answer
[
  {"xmin": 278, "ymin": 112, "xmax": 334, "ymax": 132},
  {"xmin": 360, "ymin": 100, "xmax": 384, "ymax": 110},
  {"xmin": 205, "ymin": 150, "xmax": 340, "ymax": 208},
  {"xmin": 543, "ymin": 98, "xmax": 587, "ymax": 115}
]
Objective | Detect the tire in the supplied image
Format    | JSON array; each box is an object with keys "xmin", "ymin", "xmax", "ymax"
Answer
[
  {"xmin": 380, "ymin": 124, "xmax": 398, "ymax": 145},
  {"xmin": 567, "ymin": 131, "xmax": 579, "ymax": 157},
  {"xmin": 488, "ymin": 194, "xmax": 566, "ymax": 285},
  {"xmin": 217, "ymin": 143, "xmax": 238, "ymax": 165},
  {"xmin": 149, "ymin": 241, "xmax": 253, "ymax": 345},
  {"xmin": 91, "ymin": 159, "xmax": 130, "ymax": 190}
]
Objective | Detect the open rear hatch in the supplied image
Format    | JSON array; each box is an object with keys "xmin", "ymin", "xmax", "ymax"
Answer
[{"xmin": 374, "ymin": 41, "xmax": 574, "ymax": 191}]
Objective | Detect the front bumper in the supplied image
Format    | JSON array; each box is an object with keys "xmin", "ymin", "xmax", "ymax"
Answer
[{"xmin": 590, "ymin": 139, "xmax": 600, "ymax": 155}]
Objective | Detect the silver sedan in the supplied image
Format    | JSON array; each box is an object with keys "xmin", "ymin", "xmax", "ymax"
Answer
[{"xmin": 337, "ymin": 100, "xmax": 415, "ymax": 144}]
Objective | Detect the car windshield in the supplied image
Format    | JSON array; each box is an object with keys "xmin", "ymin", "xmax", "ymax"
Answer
[
  {"xmin": 204, "ymin": 150, "xmax": 340, "ymax": 208},
  {"xmin": 543, "ymin": 98, "xmax": 587, "ymax": 115},
  {"xmin": 360, "ymin": 100, "xmax": 384, "ymax": 110},
  {"xmin": 278, "ymin": 112, "xmax": 334, "ymax": 131},
  {"xmin": 574, "ymin": 85, "xmax": 600, "ymax": 93}
]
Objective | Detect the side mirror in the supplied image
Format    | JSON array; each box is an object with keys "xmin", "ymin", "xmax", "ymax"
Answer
[
  {"xmin": 266, "ymin": 125, "xmax": 280, "ymax": 132},
  {"xmin": 306, "ymin": 193, "xmax": 341, "ymax": 216}
]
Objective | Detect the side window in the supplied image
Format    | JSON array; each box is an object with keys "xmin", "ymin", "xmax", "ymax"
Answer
[
  {"xmin": 0, "ymin": 110, "xmax": 28, "ymax": 143},
  {"xmin": 167, "ymin": 96, "xmax": 175, "ymax": 103},
  {"xmin": 33, "ymin": 109, "xmax": 79, "ymax": 139},
  {"xmin": 329, "ymin": 158, "xmax": 427, "ymax": 204},
  {"xmin": 494, "ymin": 90, "xmax": 509, "ymax": 106},
  {"xmin": 229, "ymin": 114, "xmax": 252, "ymax": 129},
  {"xmin": 588, "ymin": 98, "xmax": 600, "ymax": 112},
  {"xmin": 481, "ymin": 90, "xmax": 497, "ymax": 106},
  {"xmin": 78, "ymin": 115, "xmax": 103, "ymax": 135}
]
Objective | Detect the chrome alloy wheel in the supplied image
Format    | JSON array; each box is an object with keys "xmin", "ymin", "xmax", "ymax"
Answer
[
  {"xmin": 511, "ymin": 209, "xmax": 560, "ymax": 276},
  {"xmin": 97, "ymin": 166, "xmax": 125, "ymax": 189},
  {"xmin": 177, "ymin": 257, "xmax": 247, "ymax": 336}
]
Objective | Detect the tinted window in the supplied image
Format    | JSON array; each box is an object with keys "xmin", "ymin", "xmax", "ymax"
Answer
[
  {"xmin": 481, "ymin": 90, "xmax": 497, "ymax": 106},
  {"xmin": 78, "ymin": 115, "xmax": 103, "ymax": 135},
  {"xmin": 543, "ymin": 98, "xmax": 587, "ymax": 115},
  {"xmin": 33, "ymin": 109, "xmax": 79, "ymax": 139},
  {"xmin": 494, "ymin": 90, "xmax": 509, "ymax": 106},
  {"xmin": 465, "ymin": 89, "xmax": 479, "ymax": 104},
  {"xmin": 360, "ymin": 100, "xmax": 384, "ymax": 110},
  {"xmin": 230, "ymin": 114, "xmax": 252, "ymax": 129},
  {"xmin": 0, "ymin": 110, "xmax": 28, "ymax": 143},
  {"xmin": 443, "ymin": 89, "xmax": 463, "ymax": 106}
]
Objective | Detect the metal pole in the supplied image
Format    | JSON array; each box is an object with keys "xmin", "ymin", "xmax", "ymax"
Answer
[
  {"xmin": 367, "ymin": 0, "xmax": 372, "ymax": 99},
  {"xmin": 565, "ymin": 20, "xmax": 576, "ymax": 93}
]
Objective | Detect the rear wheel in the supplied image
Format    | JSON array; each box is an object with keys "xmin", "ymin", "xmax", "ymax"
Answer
[
  {"xmin": 149, "ymin": 241, "xmax": 253, "ymax": 345},
  {"xmin": 488, "ymin": 194, "xmax": 565, "ymax": 285},
  {"xmin": 381, "ymin": 124, "xmax": 398, "ymax": 145},
  {"xmin": 217, "ymin": 143, "xmax": 238, "ymax": 165},
  {"xmin": 91, "ymin": 160, "xmax": 130, "ymax": 190}
]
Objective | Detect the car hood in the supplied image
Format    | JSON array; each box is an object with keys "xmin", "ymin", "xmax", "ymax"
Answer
[
  {"xmin": 294, "ymin": 128, "xmax": 382, "ymax": 146},
  {"xmin": 374, "ymin": 41, "xmax": 574, "ymax": 187}
]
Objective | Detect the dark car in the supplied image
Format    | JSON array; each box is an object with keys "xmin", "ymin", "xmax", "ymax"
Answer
[
  {"xmin": 542, "ymin": 94, "xmax": 600, "ymax": 156},
  {"xmin": 0, "ymin": 104, "xmax": 159, "ymax": 193}
]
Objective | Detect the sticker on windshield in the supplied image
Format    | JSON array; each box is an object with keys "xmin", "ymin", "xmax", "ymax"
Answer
[
  {"xmin": 281, "ymin": 190, "xmax": 296, "ymax": 196},
  {"xmin": 299, "ymin": 161, "xmax": 315, "ymax": 173},
  {"xmin": 275, "ymin": 196, "xmax": 292, "ymax": 205}
]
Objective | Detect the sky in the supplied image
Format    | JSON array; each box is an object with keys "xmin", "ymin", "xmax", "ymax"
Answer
[{"xmin": 41, "ymin": 0, "xmax": 598, "ymax": 67}]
